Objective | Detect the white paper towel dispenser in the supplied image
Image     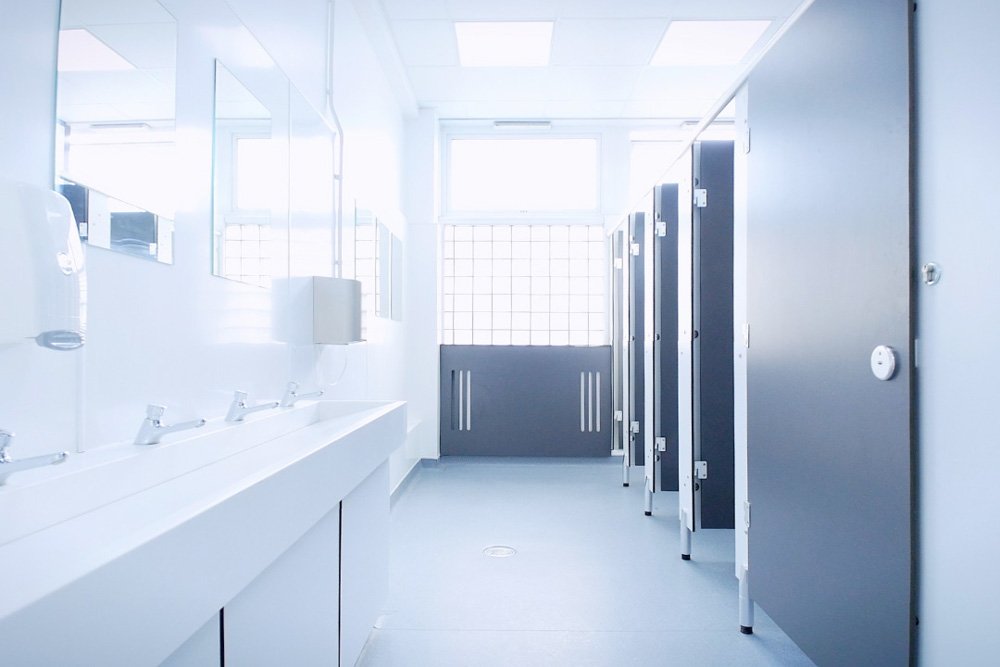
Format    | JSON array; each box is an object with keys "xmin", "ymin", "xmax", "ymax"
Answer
[{"xmin": 0, "ymin": 182, "xmax": 86, "ymax": 350}]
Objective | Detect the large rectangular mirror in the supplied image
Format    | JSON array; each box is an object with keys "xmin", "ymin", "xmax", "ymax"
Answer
[
  {"xmin": 212, "ymin": 61, "xmax": 276, "ymax": 287},
  {"xmin": 55, "ymin": 0, "xmax": 178, "ymax": 264}
]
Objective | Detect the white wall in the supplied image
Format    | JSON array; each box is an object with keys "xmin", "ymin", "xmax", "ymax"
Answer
[
  {"xmin": 0, "ymin": 1, "xmax": 81, "ymax": 460},
  {"xmin": 401, "ymin": 108, "xmax": 441, "ymax": 479},
  {"xmin": 915, "ymin": 1, "xmax": 1000, "ymax": 662},
  {"xmin": 0, "ymin": 0, "xmax": 410, "ymax": 472}
]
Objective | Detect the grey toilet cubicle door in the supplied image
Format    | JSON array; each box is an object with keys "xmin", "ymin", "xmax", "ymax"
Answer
[
  {"xmin": 628, "ymin": 212, "xmax": 645, "ymax": 468},
  {"xmin": 654, "ymin": 183, "xmax": 679, "ymax": 492},
  {"xmin": 744, "ymin": 0, "xmax": 913, "ymax": 664},
  {"xmin": 440, "ymin": 345, "xmax": 612, "ymax": 457},
  {"xmin": 693, "ymin": 141, "xmax": 735, "ymax": 529}
]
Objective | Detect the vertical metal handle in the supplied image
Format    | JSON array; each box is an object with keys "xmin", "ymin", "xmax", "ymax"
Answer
[
  {"xmin": 596, "ymin": 371, "xmax": 601, "ymax": 433},
  {"xmin": 458, "ymin": 370, "xmax": 464, "ymax": 431},
  {"xmin": 580, "ymin": 372, "xmax": 586, "ymax": 432},
  {"xmin": 588, "ymin": 372, "xmax": 594, "ymax": 433},
  {"xmin": 454, "ymin": 370, "xmax": 472, "ymax": 432},
  {"xmin": 466, "ymin": 370, "xmax": 472, "ymax": 431}
]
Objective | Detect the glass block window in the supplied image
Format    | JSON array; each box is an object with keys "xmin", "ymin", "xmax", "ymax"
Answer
[
  {"xmin": 354, "ymin": 222, "xmax": 380, "ymax": 337},
  {"xmin": 222, "ymin": 223, "xmax": 271, "ymax": 287},
  {"xmin": 442, "ymin": 224, "xmax": 607, "ymax": 346}
]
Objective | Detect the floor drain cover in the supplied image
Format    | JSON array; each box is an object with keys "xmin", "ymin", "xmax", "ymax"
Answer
[{"xmin": 483, "ymin": 545, "xmax": 517, "ymax": 558}]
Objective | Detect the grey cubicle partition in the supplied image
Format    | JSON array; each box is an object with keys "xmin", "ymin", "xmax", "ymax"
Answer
[
  {"xmin": 440, "ymin": 345, "xmax": 612, "ymax": 457},
  {"xmin": 628, "ymin": 213, "xmax": 645, "ymax": 468},
  {"xmin": 744, "ymin": 0, "xmax": 913, "ymax": 664},
  {"xmin": 694, "ymin": 142, "xmax": 735, "ymax": 529},
  {"xmin": 653, "ymin": 184, "xmax": 679, "ymax": 493}
]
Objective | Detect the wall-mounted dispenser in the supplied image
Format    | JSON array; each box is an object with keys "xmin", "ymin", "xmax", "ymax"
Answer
[
  {"xmin": 0, "ymin": 182, "xmax": 86, "ymax": 350},
  {"xmin": 313, "ymin": 277, "xmax": 363, "ymax": 344}
]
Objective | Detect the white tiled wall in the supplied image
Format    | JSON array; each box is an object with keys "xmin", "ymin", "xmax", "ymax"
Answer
[{"xmin": 0, "ymin": 0, "xmax": 408, "ymax": 471}]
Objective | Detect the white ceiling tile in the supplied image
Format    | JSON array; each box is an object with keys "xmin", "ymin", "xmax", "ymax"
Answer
[
  {"xmin": 88, "ymin": 23, "xmax": 176, "ymax": 70},
  {"xmin": 390, "ymin": 20, "xmax": 459, "ymax": 67},
  {"xmin": 550, "ymin": 19, "xmax": 667, "ymax": 66},
  {"xmin": 544, "ymin": 67, "xmax": 641, "ymax": 101},
  {"xmin": 621, "ymin": 97, "xmax": 718, "ymax": 119},
  {"xmin": 556, "ymin": 0, "xmax": 804, "ymax": 20},
  {"xmin": 380, "ymin": 0, "xmax": 452, "ymax": 21},
  {"xmin": 447, "ymin": 0, "xmax": 559, "ymax": 21},
  {"xmin": 632, "ymin": 67, "xmax": 739, "ymax": 101},
  {"xmin": 60, "ymin": 0, "xmax": 175, "ymax": 26}
]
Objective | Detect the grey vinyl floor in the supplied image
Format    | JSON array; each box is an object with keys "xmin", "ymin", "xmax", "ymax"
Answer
[{"xmin": 357, "ymin": 457, "xmax": 815, "ymax": 667}]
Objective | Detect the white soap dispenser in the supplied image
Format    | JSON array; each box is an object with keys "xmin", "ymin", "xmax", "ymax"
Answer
[{"xmin": 0, "ymin": 181, "xmax": 86, "ymax": 350}]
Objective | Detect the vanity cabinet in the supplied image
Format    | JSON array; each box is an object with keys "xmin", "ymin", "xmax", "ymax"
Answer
[
  {"xmin": 0, "ymin": 401, "xmax": 404, "ymax": 667},
  {"xmin": 222, "ymin": 462, "xmax": 389, "ymax": 667},
  {"xmin": 224, "ymin": 506, "xmax": 341, "ymax": 665}
]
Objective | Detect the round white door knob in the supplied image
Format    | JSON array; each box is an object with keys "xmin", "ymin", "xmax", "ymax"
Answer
[{"xmin": 870, "ymin": 345, "xmax": 897, "ymax": 381}]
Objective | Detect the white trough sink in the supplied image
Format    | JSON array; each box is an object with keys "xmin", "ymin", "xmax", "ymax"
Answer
[{"xmin": 0, "ymin": 399, "xmax": 405, "ymax": 665}]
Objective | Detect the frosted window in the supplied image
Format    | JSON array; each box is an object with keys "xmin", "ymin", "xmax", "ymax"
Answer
[
  {"xmin": 448, "ymin": 139, "xmax": 599, "ymax": 212},
  {"xmin": 442, "ymin": 224, "xmax": 607, "ymax": 346}
]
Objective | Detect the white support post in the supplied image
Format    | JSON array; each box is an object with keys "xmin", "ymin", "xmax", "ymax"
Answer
[{"xmin": 739, "ymin": 565, "xmax": 754, "ymax": 634}]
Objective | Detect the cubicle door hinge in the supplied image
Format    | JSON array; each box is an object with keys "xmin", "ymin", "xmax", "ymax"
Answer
[
  {"xmin": 615, "ymin": 410, "xmax": 624, "ymax": 422},
  {"xmin": 630, "ymin": 242, "xmax": 640, "ymax": 256},
  {"xmin": 694, "ymin": 189, "xmax": 708, "ymax": 208},
  {"xmin": 630, "ymin": 420, "xmax": 640, "ymax": 434},
  {"xmin": 655, "ymin": 437, "xmax": 667, "ymax": 452},
  {"xmin": 742, "ymin": 323, "xmax": 750, "ymax": 348},
  {"xmin": 655, "ymin": 221, "xmax": 667, "ymax": 237},
  {"xmin": 744, "ymin": 501, "xmax": 751, "ymax": 528},
  {"xmin": 694, "ymin": 460, "xmax": 709, "ymax": 479}
]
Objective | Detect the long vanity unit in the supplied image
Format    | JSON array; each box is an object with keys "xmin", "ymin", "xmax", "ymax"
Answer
[{"xmin": 0, "ymin": 399, "xmax": 405, "ymax": 665}]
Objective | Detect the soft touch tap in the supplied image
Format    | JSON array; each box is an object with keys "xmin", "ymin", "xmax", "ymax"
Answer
[
  {"xmin": 0, "ymin": 430, "xmax": 68, "ymax": 484},
  {"xmin": 280, "ymin": 381, "xmax": 324, "ymax": 408},
  {"xmin": 134, "ymin": 405, "xmax": 206, "ymax": 446},
  {"xmin": 225, "ymin": 391, "xmax": 279, "ymax": 422}
]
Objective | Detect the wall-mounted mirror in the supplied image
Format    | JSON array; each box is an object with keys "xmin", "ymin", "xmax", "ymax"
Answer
[
  {"xmin": 390, "ymin": 233, "xmax": 403, "ymax": 321},
  {"xmin": 354, "ymin": 206, "xmax": 379, "ymax": 330},
  {"xmin": 353, "ymin": 204, "xmax": 403, "ymax": 327},
  {"xmin": 212, "ymin": 61, "xmax": 275, "ymax": 287},
  {"xmin": 55, "ymin": 0, "xmax": 178, "ymax": 264}
]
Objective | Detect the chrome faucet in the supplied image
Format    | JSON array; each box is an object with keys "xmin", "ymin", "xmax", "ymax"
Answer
[
  {"xmin": 280, "ymin": 381, "xmax": 324, "ymax": 408},
  {"xmin": 0, "ymin": 430, "xmax": 68, "ymax": 485},
  {"xmin": 134, "ymin": 405, "xmax": 206, "ymax": 446},
  {"xmin": 225, "ymin": 391, "xmax": 279, "ymax": 422}
]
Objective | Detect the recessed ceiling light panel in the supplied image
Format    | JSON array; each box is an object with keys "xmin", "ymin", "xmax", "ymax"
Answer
[
  {"xmin": 58, "ymin": 28, "xmax": 135, "ymax": 72},
  {"xmin": 651, "ymin": 20, "xmax": 772, "ymax": 67},
  {"xmin": 455, "ymin": 21, "xmax": 553, "ymax": 67}
]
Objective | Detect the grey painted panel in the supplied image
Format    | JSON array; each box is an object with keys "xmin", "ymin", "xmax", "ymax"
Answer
[
  {"xmin": 654, "ymin": 184, "xmax": 680, "ymax": 493},
  {"xmin": 629, "ymin": 213, "xmax": 646, "ymax": 467},
  {"xmin": 745, "ymin": 1, "xmax": 912, "ymax": 665},
  {"xmin": 440, "ymin": 346, "xmax": 612, "ymax": 457},
  {"xmin": 696, "ymin": 142, "xmax": 735, "ymax": 530}
]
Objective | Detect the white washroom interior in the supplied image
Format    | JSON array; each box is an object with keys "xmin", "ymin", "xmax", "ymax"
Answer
[{"xmin": 1, "ymin": 0, "xmax": 998, "ymax": 664}]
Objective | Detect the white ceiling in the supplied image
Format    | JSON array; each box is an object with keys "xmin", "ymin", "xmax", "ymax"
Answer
[{"xmin": 379, "ymin": 0, "xmax": 806, "ymax": 120}]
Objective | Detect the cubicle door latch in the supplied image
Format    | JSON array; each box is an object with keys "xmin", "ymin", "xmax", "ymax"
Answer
[
  {"xmin": 630, "ymin": 421, "xmax": 640, "ymax": 434},
  {"xmin": 655, "ymin": 437, "xmax": 667, "ymax": 452},
  {"xmin": 694, "ymin": 460, "xmax": 709, "ymax": 479},
  {"xmin": 656, "ymin": 221, "xmax": 667, "ymax": 237}
]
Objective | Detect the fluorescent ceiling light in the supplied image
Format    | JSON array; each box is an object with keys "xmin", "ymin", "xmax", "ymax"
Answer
[
  {"xmin": 455, "ymin": 22, "xmax": 553, "ymax": 67},
  {"xmin": 58, "ymin": 29, "xmax": 135, "ymax": 72},
  {"xmin": 651, "ymin": 20, "xmax": 771, "ymax": 66}
]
